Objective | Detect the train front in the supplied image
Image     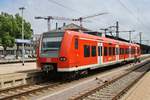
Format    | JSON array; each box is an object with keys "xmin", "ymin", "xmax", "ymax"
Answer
[{"xmin": 36, "ymin": 31, "xmax": 64, "ymax": 73}]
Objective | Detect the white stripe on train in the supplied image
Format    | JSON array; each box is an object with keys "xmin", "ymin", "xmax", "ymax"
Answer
[{"xmin": 57, "ymin": 57, "xmax": 135, "ymax": 72}]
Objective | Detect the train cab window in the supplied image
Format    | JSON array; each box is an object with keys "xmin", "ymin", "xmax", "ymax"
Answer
[
  {"xmin": 104, "ymin": 47, "xmax": 107, "ymax": 56},
  {"xmin": 84, "ymin": 45, "xmax": 90, "ymax": 57},
  {"xmin": 91, "ymin": 46, "xmax": 96, "ymax": 57},
  {"xmin": 75, "ymin": 38, "xmax": 78, "ymax": 49},
  {"xmin": 98, "ymin": 46, "xmax": 102, "ymax": 56}
]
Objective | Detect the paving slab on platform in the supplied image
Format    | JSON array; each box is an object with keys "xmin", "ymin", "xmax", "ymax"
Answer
[
  {"xmin": 0, "ymin": 58, "xmax": 36, "ymax": 64},
  {"xmin": 0, "ymin": 62, "xmax": 36, "ymax": 75},
  {"xmin": 121, "ymin": 69, "xmax": 150, "ymax": 100}
]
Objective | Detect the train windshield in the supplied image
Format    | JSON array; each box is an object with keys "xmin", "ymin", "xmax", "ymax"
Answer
[
  {"xmin": 41, "ymin": 37, "xmax": 62, "ymax": 51},
  {"xmin": 40, "ymin": 31, "xmax": 64, "ymax": 57}
]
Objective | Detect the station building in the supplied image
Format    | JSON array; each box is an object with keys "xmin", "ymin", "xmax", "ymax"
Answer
[{"xmin": 0, "ymin": 34, "xmax": 41, "ymax": 58}]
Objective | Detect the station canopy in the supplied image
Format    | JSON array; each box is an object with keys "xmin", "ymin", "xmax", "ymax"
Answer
[{"xmin": 15, "ymin": 39, "xmax": 31, "ymax": 44}]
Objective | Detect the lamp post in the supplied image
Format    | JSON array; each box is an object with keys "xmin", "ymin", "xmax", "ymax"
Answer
[{"xmin": 19, "ymin": 7, "xmax": 25, "ymax": 66}]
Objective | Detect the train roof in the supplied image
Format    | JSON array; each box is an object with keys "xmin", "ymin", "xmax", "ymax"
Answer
[
  {"xmin": 66, "ymin": 30, "xmax": 140, "ymax": 47},
  {"xmin": 42, "ymin": 30, "xmax": 139, "ymax": 47}
]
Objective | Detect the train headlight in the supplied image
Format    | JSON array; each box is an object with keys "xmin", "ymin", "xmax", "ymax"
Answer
[{"xmin": 59, "ymin": 57, "xmax": 67, "ymax": 61}]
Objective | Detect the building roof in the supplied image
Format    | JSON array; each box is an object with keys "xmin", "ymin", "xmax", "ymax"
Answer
[{"xmin": 57, "ymin": 23, "xmax": 90, "ymax": 31}]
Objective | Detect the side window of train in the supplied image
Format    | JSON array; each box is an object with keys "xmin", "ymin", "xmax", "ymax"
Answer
[
  {"xmin": 98, "ymin": 46, "xmax": 102, "ymax": 56},
  {"xmin": 101, "ymin": 46, "xmax": 102, "ymax": 56},
  {"xmin": 104, "ymin": 47, "xmax": 107, "ymax": 56},
  {"xmin": 75, "ymin": 38, "xmax": 78, "ymax": 49},
  {"xmin": 120, "ymin": 48, "xmax": 121, "ymax": 55},
  {"xmin": 113, "ymin": 47, "xmax": 115, "ymax": 55},
  {"xmin": 116, "ymin": 48, "xmax": 118, "ymax": 55},
  {"xmin": 109, "ymin": 47, "xmax": 112, "ymax": 56},
  {"xmin": 98, "ymin": 46, "xmax": 100, "ymax": 56},
  {"xmin": 84, "ymin": 45, "xmax": 90, "ymax": 57},
  {"xmin": 126, "ymin": 48, "xmax": 129, "ymax": 54},
  {"xmin": 91, "ymin": 46, "xmax": 96, "ymax": 57}
]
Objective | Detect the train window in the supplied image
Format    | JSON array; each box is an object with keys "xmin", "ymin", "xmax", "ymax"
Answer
[
  {"xmin": 75, "ymin": 38, "xmax": 78, "ymax": 49},
  {"xmin": 98, "ymin": 46, "xmax": 102, "ymax": 56},
  {"xmin": 116, "ymin": 48, "xmax": 119, "ymax": 55},
  {"xmin": 122, "ymin": 48, "xmax": 124, "ymax": 54},
  {"xmin": 98, "ymin": 46, "xmax": 100, "ymax": 56},
  {"xmin": 127, "ymin": 48, "xmax": 129, "ymax": 54},
  {"xmin": 120, "ymin": 48, "xmax": 122, "ymax": 55},
  {"xmin": 138, "ymin": 48, "xmax": 140, "ymax": 54},
  {"xmin": 109, "ymin": 47, "xmax": 112, "ymax": 56},
  {"xmin": 131, "ymin": 48, "xmax": 134, "ymax": 54},
  {"xmin": 84, "ymin": 45, "xmax": 90, "ymax": 57},
  {"xmin": 125, "ymin": 49, "xmax": 127, "ymax": 54},
  {"xmin": 91, "ymin": 46, "xmax": 96, "ymax": 57},
  {"xmin": 120, "ymin": 48, "xmax": 123, "ymax": 55},
  {"xmin": 104, "ymin": 47, "xmax": 107, "ymax": 56},
  {"xmin": 100, "ymin": 46, "xmax": 102, "ymax": 56},
  {"xmin": 113, "ymin": 47, "xmax": 115, "ymax": 55}
]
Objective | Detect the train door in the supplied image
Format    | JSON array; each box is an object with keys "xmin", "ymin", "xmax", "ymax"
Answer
[
  {"xmin": 115, "ymin": 44, "xmax": 119, "ymax": 62},
  {"xmin": 98, "ymin": 42, "xmax": 103, "ymax": 64}
]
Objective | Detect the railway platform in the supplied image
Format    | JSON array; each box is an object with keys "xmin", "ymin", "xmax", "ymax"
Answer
[
  {"xmin": 0, "ymin": 58, "xmax": 36, "ymax": 64},
  {"xmin": 0, "ymin": 62, "xmax": 36, "ymax": 75},
  {"xmin": 0, "ymin": 62, "xmax": 43, "ymax": 89},
  {"xmin": 121, "ymin": 68, "xmax": 150, "ymax": 100}
]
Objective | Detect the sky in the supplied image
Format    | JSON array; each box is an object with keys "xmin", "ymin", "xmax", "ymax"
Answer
[{"xmin": 0, "ymin": 0, "xmax": 150, "ymax": 45}]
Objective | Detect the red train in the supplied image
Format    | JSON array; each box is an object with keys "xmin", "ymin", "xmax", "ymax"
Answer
[{"xmin": 36, "ymin": 30, "xmax": 140, "ymax": 74}]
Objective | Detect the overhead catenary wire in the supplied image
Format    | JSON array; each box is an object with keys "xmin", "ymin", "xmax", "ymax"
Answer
[
  {"xmin": 118, "ymin": 0, "xmax": 150, "ymax": 31},
  {"xmin": 117, "ymin": 0, "xmax": 150, "ymax": 45},
  {"xmin": 48, "ymin": 0, "xmax": 84, "ymax": 14},
  {"xmin": 46, "ymin": 0, "xmax": 148, "ymax": 44},
  {"xmin": 48, "ymin": 0, "xmax": 109, "ymax": 30}
]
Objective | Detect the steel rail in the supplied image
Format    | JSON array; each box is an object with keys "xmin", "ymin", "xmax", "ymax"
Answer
[
  {"xmin": 70, "ymin": 60, "xmax": 150, "ymax": 100},
  {"xmin": 0, "ymin": 82, "xmax": 61, "ymax": 100}
]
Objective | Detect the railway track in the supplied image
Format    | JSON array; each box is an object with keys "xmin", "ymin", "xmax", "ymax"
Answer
[
  {"xmin": 0, "ymin": 63, "xmax": 133, "ymax": 100},
  {"xmin": 0, "ymin": 81, "xmax": 62, "ymax": 100},
  {"xmin": 70, "ymin": 61, "xmax": 150, "ymax": 100}
]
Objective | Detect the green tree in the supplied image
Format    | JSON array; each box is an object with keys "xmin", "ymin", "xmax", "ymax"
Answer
[
  {"xmin": 14, "ymin": 13, "xmax": 33, "ymax": 58},
  {"xmin": 15, "ymin": 13, "xmax": 32, "ymax": 39},
  {"xmin": 1, "ymin": 32, "xmax": 15, "ymax": 56},
  {"xmin": 0, "ymin": 12, "xmax": 33, "ymax": 57}
]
